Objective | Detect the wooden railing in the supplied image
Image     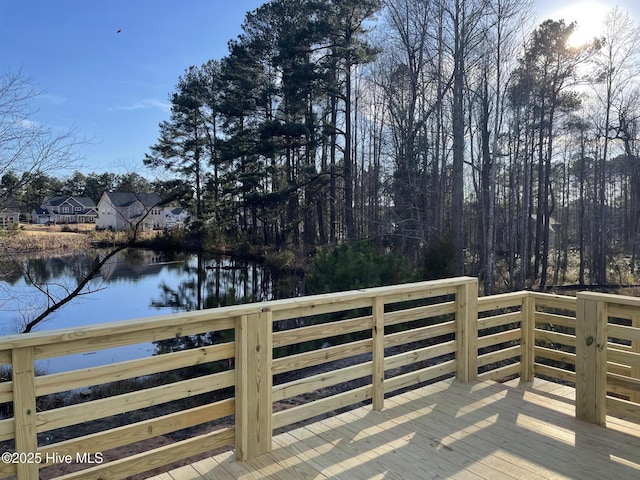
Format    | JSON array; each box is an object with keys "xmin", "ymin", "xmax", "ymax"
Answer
[
  {"xmin": 1, "ymin": 277, "xmax": 639, "ymax": 480},
  {"xmin": 0, "ymin": 277, "xmax": 477, "ymax": 480},
  {"xmin": 576, "ymin": 292, "xmax": 640, "ymax": 426},
  {"xmin": 477, "ymin": 289, "xmax": 640, "ymax": 426}
]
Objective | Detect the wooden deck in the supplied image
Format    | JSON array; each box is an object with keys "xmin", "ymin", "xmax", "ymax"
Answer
[{"xmin": 152, "ymin": 378, "xmax": 640, "ymax": 480}]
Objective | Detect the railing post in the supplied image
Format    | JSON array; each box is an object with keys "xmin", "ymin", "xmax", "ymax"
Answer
[
  {"xmin": 575, "ymin": 293, "xmax": 607, "ymax": 426},
  {"xmin": 12, "ymin": 347, "xmax": 39, "ymax": 480},
  {"xmin": 372, "ymin": 296, "xmax": 385, "ymax": 411},
  {"xmin": 235, "ymin": 309, "xmax": 273, "ymax": 461},
  {"xmin": 456, "ymin": 279, "xmax": 478, "ymax": 382},
  {"xmin": 632, "ymin": 313, "xmax": 640, "ymax": 404},
  {"xmin": 521, "ymin": 293, "xmax": 535, "ymax": 382}
]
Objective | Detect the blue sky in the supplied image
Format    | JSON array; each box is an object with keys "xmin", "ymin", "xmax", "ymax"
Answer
[
  {"xmin": 1, "ymin": 1, "xmax": 638, "ymax": 176},
  {"xmin": 1, "ymin": 0, "xmax": 264, "ymax": 174}
]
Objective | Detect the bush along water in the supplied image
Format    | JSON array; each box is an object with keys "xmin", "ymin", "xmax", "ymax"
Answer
[{"xmin": 305, "ymin": 241, "xmax": 414, "ymax": 294}]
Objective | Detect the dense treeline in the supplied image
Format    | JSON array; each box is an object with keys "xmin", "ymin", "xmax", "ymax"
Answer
[
  {"xmin": 140, "ymin": 0, "xmax": 640, "ymax": 293},
  {"xmin": 6, "ymin": 1, "xmax": 640, "ymax": 294},
  {"xmin": 0, "ymin": 170, "xmax": 193, "ymax": 214}
]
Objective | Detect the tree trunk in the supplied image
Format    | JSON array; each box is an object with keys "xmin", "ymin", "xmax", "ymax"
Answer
[{"xmin": 451, "ymin": 0, "xmax": 466, "ymax": 276}]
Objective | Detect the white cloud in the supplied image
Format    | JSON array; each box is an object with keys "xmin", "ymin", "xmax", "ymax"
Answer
[
  {"xmin": 114, "ymin": 98, "xmax": 170, "ymax": 112},
  {"xmin": 39, "ymin": 93, "xmax": 67, "ymax": 105},
  {"xmin": 17, "ymin": 118, "xmax": 40, "ymax": 129}
]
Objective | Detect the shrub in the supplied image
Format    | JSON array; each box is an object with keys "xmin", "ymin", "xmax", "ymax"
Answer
[
  {"xmin": 306, "ymin": 241, "xmax": 413, "ymax": 294},
  {"xmin": 419, "ymin": 238, "xmax": 455, "ymax": 280}
]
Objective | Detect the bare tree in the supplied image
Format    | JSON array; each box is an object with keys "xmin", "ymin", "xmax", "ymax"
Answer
[
  {"xmin": 590, "ymin": 7, "xmax": 640, "ymax": 283},
  {"xmin": 473, "ymin": 0, "xmax": 532, "ymax": 293},
  {"xmin": 442, "ymin": 0, "xmax": 491, "ymax": 275},
  {"xmin": 0, "ymin": 70, "xmax": 82, "ymax": 196},
  {"xmin": 16, "ymin": 190, "xmax": 175, "ymax": 333}
]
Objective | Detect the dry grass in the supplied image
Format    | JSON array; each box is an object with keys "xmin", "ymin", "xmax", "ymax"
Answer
[
  {"xmin": 0, "ymin": 224, "xmax": 92, "ymax": 252},
  {"xmin": 0, "ymin": 223, "xmax": 162, "ymax": 253},
  {"xmin": 493, "ymin": 249, "xmax": 640, "ymax": 293},
  {"xmin": 21, "ymin": 223, "xmax": 95, "ymax": 233}
]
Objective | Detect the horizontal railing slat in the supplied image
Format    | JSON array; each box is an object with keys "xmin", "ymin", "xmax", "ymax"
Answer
[
  {"xmin": 534, "ymin": 346, "xmax": 576, "ymax": 365},
  {"xmin": 36, "ymin": 370, "xmax": 234, "ymax": 433},
  {"xmin": 0, "ymin": 417, "xmax": 13, "ymax": 442},
  {"xmin": 606, "ymin": 396, "xmax": 640, "ymax": 424},
  {"xmin": 477, "ymin": 311, "xmax": 521, "ymax": 330},
  {"xmin": 477, "ymin": 329, "xmax": 521, "ymax": 349},
  {"xmin": 384, "ymin": 321, "xmax": 456, "ymax": 349},
  {"xmin": 272, "ymin": 339, "xmax": 371, "ymax": 375},
  {"xmin": 530, "ymin": 292, "xmax": 577, "ymax": 310},
  {"xmin": 477, "ymin": 345, "xmax": 521, "ymax": 368},
  {"xmin": 478, "ymin": 363, "xmax": 520, "ymax": 381},
  {"xmin": 608, "ymin": 349, "xmax": 640, "ymax": 368},
  {"xmin": 272, "ymin": 385, "xmax": 373, "ymax": 430},
  {"xmin": 535, "ymin": 329, "xmax": 576, "ymax": 348},
  {"xmin": 384, "ymin": 302, "xmax": 456, "ymax": 327},
  {"xmin": 608, "ymin": 373, "xmax": 640, "ymax": 393},
  {"xmin": 0, "ymin": 313, "xmax": 238, "ymax": 354},
  {"xmin": 53, "ymin": 428, "xmax": 236, "ymax": 480},
  {"xmin": 272, "ymin": 362, "xmax": 372, "ymax": 402},
  {"xmin": 476, "ymin": 291, "xmax": 528, "ymax": 313},
  {"xmin": 533, "ymin": 363, "xmax": 576, "ymax": 383},
  {"xmin": 609, "ymin": 324, "xmax": 640, "ymax": 344},
  {"xmin": 384, "ymin": 361, "xmax": 457, "ymax": 394},
  {"xmin": 535, "ymin": 312, "xmax": 576, "ymax": 328},
  {"xmin": 36, "ymin": 342, "xmax": 235, "ymax": 396},
  {"xmin": 38, "ymin": 398, "xmax": 235, "ymax": 466},
  {"xmin": 272, "ymin": 316, "xmax": 371, "ymax": 349},
  {"xmin": 384, "ymin": 341, "xmax": 456, "ymax": 371},
  {"xmin": 34, "ymin": 318, "xmax": 235, "ymax": 361},
  {"xmin": 608, "ymin": 304, "xmax": 640, "ymax": 320}
]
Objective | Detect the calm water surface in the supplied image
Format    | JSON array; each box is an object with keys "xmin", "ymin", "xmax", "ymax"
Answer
[{"xmin": 0, "ymin": 249, "xmax": 298, "ymax": 373}]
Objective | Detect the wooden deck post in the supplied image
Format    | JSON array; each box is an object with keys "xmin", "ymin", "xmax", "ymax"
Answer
[
  {"xmin": 456, "ymin": 279, "xmax": 478, "ymax": 383},
  {"xmin": 235, "ymin": 310, "xmax": 273, "ymax": 461},
  {"xmin": 632, "ymin": 313, "xmax": 640, "ymax": 404},
  {"xmin": 575, "ymin": 293, "xmax": 607, "ymax": 426},
  {"xmin": 372, "ymin": 296, "xmax": 385, "ymax": 411},
  {"xmin": 521, "ymin": 294, "xmax": 535, "ymax": 382},
  {"xmin": 12, "ymin": 347, "xmax": 39, "ymax": 480}
]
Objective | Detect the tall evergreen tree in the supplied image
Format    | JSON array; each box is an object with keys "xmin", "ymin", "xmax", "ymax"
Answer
[
  {"xmin": 145, "ymin": 66, "xmax": 211, "ymax": 219},
  {"xmin": 325, "ymin": 0, "xmax": 381, "ymax": 242}
]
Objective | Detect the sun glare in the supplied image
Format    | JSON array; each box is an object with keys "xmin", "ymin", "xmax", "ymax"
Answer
[{"xmin": 550, "ymin": 1, "xmax": 610, "ymax": 47}]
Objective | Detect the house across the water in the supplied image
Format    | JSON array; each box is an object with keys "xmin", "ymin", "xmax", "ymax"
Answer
[
  {"xmin": 96, "ymin": 192, "xmax": 189, "ymax": 231},
  {"xmin": 0, "ymin": 197, "xmax": 21, "ymax": 227},
  {"xmin": 32, "ymin": 196, "xmax": 98, "ymax": 224}
]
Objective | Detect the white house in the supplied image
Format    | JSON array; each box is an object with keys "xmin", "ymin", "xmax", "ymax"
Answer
[
  {"xmin": 31, "ymin": 207, "xmax": 52, "ymax": 225},
  {"xmin": 165, "ymin": 207, "xmax": 190, "ymax": 229},
  {"xmin": 96, "ymin": 192, "xmax": 164, "ymax": 232}
]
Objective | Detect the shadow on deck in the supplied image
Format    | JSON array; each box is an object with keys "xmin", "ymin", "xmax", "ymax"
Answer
[{"xmin": 154, "ymin": 378, "xmax": 640, "ymax": 480}]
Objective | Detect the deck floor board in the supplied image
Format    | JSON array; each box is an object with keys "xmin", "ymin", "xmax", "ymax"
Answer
[{"xmin": 157, "ymin": 378, "xmax": 640, "ymax": 480}]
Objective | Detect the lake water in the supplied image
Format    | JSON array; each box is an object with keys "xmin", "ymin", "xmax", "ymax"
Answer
[{"xmin": 0, "ymin": 249, "xmax": 299, "ymax": 373}]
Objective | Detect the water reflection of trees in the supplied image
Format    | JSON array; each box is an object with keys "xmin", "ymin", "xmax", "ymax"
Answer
[
  {"xmin": 0, "ymin": 252, "xmax": 107, "ymax": 333},
  {"xmin": 150, "ymin": 253, "xmax": 301, "ymax": 311},
  {"xmin": 151, "ymin": 252, "xmax": 302, "ymax": 354},
  {"xmin": 0, "ymin": 250, "xmax": 190, "ymax": 333},
  {"xmin": 0, "ymin": 250, "xmax": 301, "ymax": 339},
  {"xmin": 0, "ymin": 250, "xmax": 168, "ymax": 287}
]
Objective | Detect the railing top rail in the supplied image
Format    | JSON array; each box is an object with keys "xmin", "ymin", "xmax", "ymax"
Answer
[
  {"xmin": 577, "ymin": 291, "xmax": 640, "ymax": 308},
  {"xmin": 0, "ymin": 277, "xmax": 476, "ymax": 352},
  {"xmin": 477, "ymin": 291, "xmax": 528, "ymax": 305},
  {"xmin": 530, "ymin": 291, "xmax": 577, "ymax": 302}
]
